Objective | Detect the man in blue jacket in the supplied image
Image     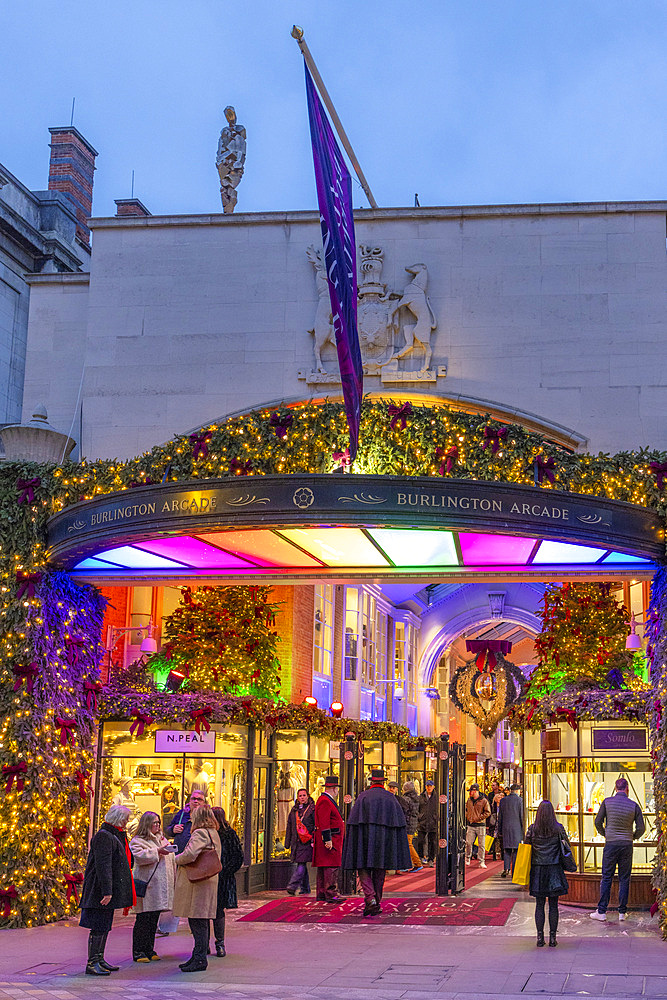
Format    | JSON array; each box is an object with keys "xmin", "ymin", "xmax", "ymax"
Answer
[
  {"xmin": 167, "ymin": 789, "xmax": 206, "ymax": 853},
  {"xmin": 590, "ymin": 777, "xmax": 645, "ymax": 922}
]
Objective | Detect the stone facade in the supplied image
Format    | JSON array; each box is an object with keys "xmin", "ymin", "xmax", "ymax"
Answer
[
  {"xmin": 22, "ymin": 201, "xmax": 667, "ymax": 461},
  {"xmin": 0, "ymin": 154, "xmax": 90, "ymax": 427}
]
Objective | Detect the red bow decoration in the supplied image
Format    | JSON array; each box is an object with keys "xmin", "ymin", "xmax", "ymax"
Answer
[
  {"xmin": 524, "ymin": 698, "xmax": 540, "ymax": 726},
  {"xmin": 333, "ymin": 448, "xmax": 351, "ymax": 468},
  {"xmin": 465, "ymin": 639, "xmax": 513, "ymax": 671},
  {"xmin": 76, "ymin": 769, "xmax": 92, "ymax": 801},
  {"xmin": 230, "ymin": 457, "xmax": 252, "ymax": 476},
  {"xmin": 535, "ymin": 453, "xmax": 556, "ymax": 485},
  {"xmin": 52, "ymin": 826, "xmax": 69, "ymax": 857},
  {"xmin": 128, "ymin": 477, "xmax": 154, "ymax": 488},
  {"xmin": 83, "ymin": 680, "xmax": 103, "ymax": 711},
  {"xmin": 189, "ymin": 431, "xmax": 212, "ymax": 460},
  {"xmin": 269, "ymin": 412, "xmax": 293, "ymax": 438},
  {"xmin": 437, "ymin": 445, "xmax": 459, "ymax": 475},
  {"xmin": 481, "ymin": 425, "xmax": 508, "ymax": 454},
  {"xmin": 55, "ymin": 717, "xmax": 77, "ymax": 747},
  {"xmin": 654, "ymin": 699, "xmax": 663, "ymax": 729},
  {"xmin": 64, "ymin": 637, "xmax": 86, "ymax": 668},
  {"xmin": 0, "ymin": 885, "xmax": 19, "ymax": 918},
  {"xmin": 16, "ymin": 477, "xmax": 41, "ymax": 504},
  {"xmin": 63, "ymin": 872, "xmax": 83, "ymax": 905},
  {"xmin": 2, "ymin": 762, "xmax": 27, "ymax": 794},
  {"xmin": 388, "ymin": 402, "xmax": 413, "ymax": 430},
  {"xmin": 129, "ymin": 711, "xmax": 154, "ymax": 738},
  {"xmin": 16, "ymin": 571, "xmax": 42, "ymax": 601},
  {"xmin": 190, "ymin": 707, "xmax": 213, "ymax": 734},
  {"xmin": 245, "ymin": 639, "xmax": 261, "ymax": 655},
  {"xmin": 650, "ymin": 461, "xmax": 667, "ymax": 491},
  {"xmin": 12, "ymin": 662, "xmax": 39, "ymax": 694}
]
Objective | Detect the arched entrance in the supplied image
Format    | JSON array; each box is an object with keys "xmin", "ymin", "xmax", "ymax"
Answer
[{"xmin": 45, "ymin": 472, "xmax": 660, "ymax": 897}]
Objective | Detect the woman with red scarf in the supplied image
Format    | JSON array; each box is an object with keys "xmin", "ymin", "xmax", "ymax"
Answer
[{"xmin": 80, "ymin": 805, "xmax": 135, "ymax": 976}]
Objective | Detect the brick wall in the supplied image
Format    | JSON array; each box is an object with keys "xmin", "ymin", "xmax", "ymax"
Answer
[
  {"xmin": 115, "ymin": 198, "xmax": 151, "ymax": 218},
  {"xmin": 48, "ymin": 127, "xmax": 98, "ymax": 244},
  {"xmin": 270, "ymin": 584, "xmax": 315, "ymax": 702}
]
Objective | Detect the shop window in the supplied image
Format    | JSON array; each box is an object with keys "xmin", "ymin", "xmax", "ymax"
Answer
[
  {"xmin": 395, "ymin": 621, "xmax": 417, "ymax": 702},
  {"xmin": 99, "ymin": 721, "xmax": 247, "ymax": 841},
  {"xmin": 344, "ymin": 588, "xmax": 359, "ymax": 680},
  {"xmin": 313, "ymin": 584, "xmax": 334, "ymax": 677}
]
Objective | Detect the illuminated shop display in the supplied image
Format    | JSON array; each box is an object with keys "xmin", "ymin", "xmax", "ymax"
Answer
[{"xmin": 523, "ymin": 721, "xmax": 656, "ymax": 875}]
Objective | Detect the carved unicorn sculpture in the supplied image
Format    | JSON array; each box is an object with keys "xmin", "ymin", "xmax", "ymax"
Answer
[
  {"xmin": 306, "ymin": 245, "xmax": 335, "ymax": 372},
  {"xmin": 388, "ymin": 263, "xmax": 436, "ymax": 371}
]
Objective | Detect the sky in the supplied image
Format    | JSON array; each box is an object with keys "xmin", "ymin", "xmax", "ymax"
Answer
[{"xmin": 3, "ymin": 1, "xmax": 667, "ymax": 217}]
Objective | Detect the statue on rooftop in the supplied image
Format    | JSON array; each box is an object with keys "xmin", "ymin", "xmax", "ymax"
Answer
[{"xmin": 216, "ymin": 106, "xmax": 246, "ymax": 213}]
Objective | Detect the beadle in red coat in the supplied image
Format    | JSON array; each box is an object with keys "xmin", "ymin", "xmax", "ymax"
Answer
[{"xmin": 312, "ymin": 775, "xmax": 346, "ymax": 902}]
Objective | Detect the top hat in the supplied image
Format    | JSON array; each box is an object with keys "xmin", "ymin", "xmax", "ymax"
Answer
[
  {"xmin": 324, "ymin": 775, "xmax": 340, "ymax": 788},
  {"xmin": 369, "ymin": 768, "xmax": 386, "ymax": 782}
]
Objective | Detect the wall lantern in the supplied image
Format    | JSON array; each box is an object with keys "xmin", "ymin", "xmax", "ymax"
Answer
[{"xmin": 330, "ymin": 701, "xmax": 344, "ymax": 718}]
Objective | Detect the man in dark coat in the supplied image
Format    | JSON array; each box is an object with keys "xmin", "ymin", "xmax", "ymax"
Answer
[
  {"xmin": 497, "ymin": 783, "xmax": 524, "ymax": 876},
  {"xmin": 342, "ymin": 768, "xmax": 411, "ymax": 915},
  {"xmin": 312, "ymin": 775, "xmax": 346, "ymax": 902},
  {"xmin": 416, "ymin": 779, "xmax": 438, "ymax": 865}
]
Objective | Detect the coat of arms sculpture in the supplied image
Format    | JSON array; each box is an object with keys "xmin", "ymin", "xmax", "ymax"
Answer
[{"xmin": 300, "ymin": 244, "xmax": 445, "ymax": 385}]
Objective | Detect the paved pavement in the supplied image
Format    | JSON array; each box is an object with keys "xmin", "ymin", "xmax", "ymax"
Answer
[{"xmin": 0, "ymin": 877, "xmax": 663, "ymax": 1000}]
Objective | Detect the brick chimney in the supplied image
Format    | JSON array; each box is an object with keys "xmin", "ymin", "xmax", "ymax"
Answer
[
  {"xmin": 114, "ymin": 198, "xmax": 151, "ymax": 218},
  {"xmin": 48, "ymin": 126, "xmax": 98, "ymax": 245}
]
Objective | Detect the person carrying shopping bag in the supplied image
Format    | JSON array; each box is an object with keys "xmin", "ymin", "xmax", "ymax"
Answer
[{"xmin": 173, "ymin": 804, "xmax": 222, "ymax": 973}]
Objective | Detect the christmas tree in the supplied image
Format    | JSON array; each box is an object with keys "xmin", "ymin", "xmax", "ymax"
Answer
[
  {"xmin": 153, "ymin": 585, "xmax": 281, "ymax": 699},
  {"xmin": 529, "ymin": 582, "xmax": 632, "ymax": 696}
]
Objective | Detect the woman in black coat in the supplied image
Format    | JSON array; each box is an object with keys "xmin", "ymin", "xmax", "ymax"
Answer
[
  {"xmin": 80, "ymin": 805, "xmax": 135, "ymax": 976},
  {"xmin": 525, "ymin": 800, "xmax": 572, "ymax": 949},
  {"xmin": 211, "ymin": 806, "xmax": 244, "ymax": 957},
  {"xmin": 284, "ymin": 789, "xmax": 315, "ymax": 896}
]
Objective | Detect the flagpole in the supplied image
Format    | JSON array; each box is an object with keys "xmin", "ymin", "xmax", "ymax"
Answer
[{"xmin": 291, "ymin": 25, "xmax": 378, "ymax": 210}]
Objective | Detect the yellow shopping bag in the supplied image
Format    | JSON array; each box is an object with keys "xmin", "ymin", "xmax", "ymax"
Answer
[
  {"xmin": 512, "ymin": 842, "xmax": 532, "ymax": 886},
  {"xmin": 485, "ymin": 834, "xmax": 495, "ymax": 853}
]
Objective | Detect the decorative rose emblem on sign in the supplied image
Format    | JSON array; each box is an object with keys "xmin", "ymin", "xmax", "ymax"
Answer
[
  {"xmin": 438, "ymin": 794, "xmax": 447, "ymax": 804},
  {"xmin": 439, "ymin": 751, "xmax": 448, "ymax": 759},
  {"xmin": 344, "ymin": 751, "xmax": 353, "ymax": 760},
  {"xmin": 438, "ymin": 838, "xmax": 447, "ymax": 849},
  {"xmin": 343, "ymin": 794, "xmax": 352, "ymax": 804},
  {"xmin": 292, "ymin": 487, "xmax": 315, "ymax": 509}
]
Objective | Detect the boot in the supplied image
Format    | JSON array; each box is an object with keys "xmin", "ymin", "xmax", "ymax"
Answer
[
  {"xmin": 86, "ymin": 933, "xmax": 111, "ymax": 976},
  {"xmin": 215, "ymin": 943, "xmax": 226, "ymax": 957},
  {"xmin": 98, "ymin": 932, "xmax": 119, "ymax": 972},
  {"xmin": 549, "ymin": 930, "xmax": 557, "ymax": 947},
  {"xmin": 363, "ymin": 897, "xmax": 378, "ymax": 916},
  {"xmin": 536, "ymin": 931, "xmax": 545, "ymax": 947}
]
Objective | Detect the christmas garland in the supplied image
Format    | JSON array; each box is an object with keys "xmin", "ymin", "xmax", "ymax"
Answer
[
  {"xmin": 508, "ymin": 684, "xmax": 651, "ymax": 732},
  {"xmin": 646, "ymin": 567, "xmax": 667, "ymax": 936}
]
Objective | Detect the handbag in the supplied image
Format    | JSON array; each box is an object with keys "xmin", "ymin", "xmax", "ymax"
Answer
[
  {"xmin": 296, "ymin": 805, "xmax": 313, "ymax": 844},
  {"xmin": 184, "ymin": 831, "xmax": 222, "ymax": 883},
  {"xmin": 134, "ymin": 861, "xmax": 159, "ymax": 898},
  {"xmin": 559, "ymin": 831, "xmax": 577, "ymax": 873},
  {"xmin": 512, "ymin": 842, "xmax": 532, "ymax": 886}
]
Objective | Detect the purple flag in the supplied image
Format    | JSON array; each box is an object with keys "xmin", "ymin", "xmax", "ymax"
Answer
[{"xmin": 304, "ymin": 64, "xmax": 363, "ymax": 460}]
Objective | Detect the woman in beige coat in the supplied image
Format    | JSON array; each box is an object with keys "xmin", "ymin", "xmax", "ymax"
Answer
[
  {"xmin": 129, "ymin": 812, "xmax": 176, "ymax": 962},
  {"xmin": 173, "ymin": 804, "xmax": 221, "ymax": 973}
]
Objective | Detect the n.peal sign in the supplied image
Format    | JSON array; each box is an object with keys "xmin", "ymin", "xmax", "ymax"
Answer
[
  {"xmin": 154, "ymin": 729, "xmax": 216, "ymax": 753},
  {"xmin": 592, "ymin": 728, "xmax": 647, "ymax": 753}
]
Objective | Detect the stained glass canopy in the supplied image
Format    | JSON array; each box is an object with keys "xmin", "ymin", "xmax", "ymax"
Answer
[
  {"xmin": 47, "ymin": 474, "xmax": 662, "ymax": 583},
  {"xmin": 71, "ymin": 526, "xmax": 653, "ymax": 578}
]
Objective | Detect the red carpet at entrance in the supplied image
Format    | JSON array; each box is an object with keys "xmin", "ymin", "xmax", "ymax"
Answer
[
  {"xmin": 384, "ymin": 858, "xmax": 503, "ymax": 893},
  {"xmin": 240, "ymin": 894, "xmax": 515, "ymax": 926}
]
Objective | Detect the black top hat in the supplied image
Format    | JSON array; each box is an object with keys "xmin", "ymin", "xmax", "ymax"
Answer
[
  {"xmin": 369, "ymin": 768, "xmax": 386, "ymax": 782},
  {"xmin": 324, "ymin": 775, "xmax": 339, "ymax": 788}
]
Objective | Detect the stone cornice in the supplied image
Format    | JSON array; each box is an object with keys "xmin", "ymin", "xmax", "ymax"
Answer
[{"xmin": 88, "ymin": 200, "xmax": 667, "ymax": 230}]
